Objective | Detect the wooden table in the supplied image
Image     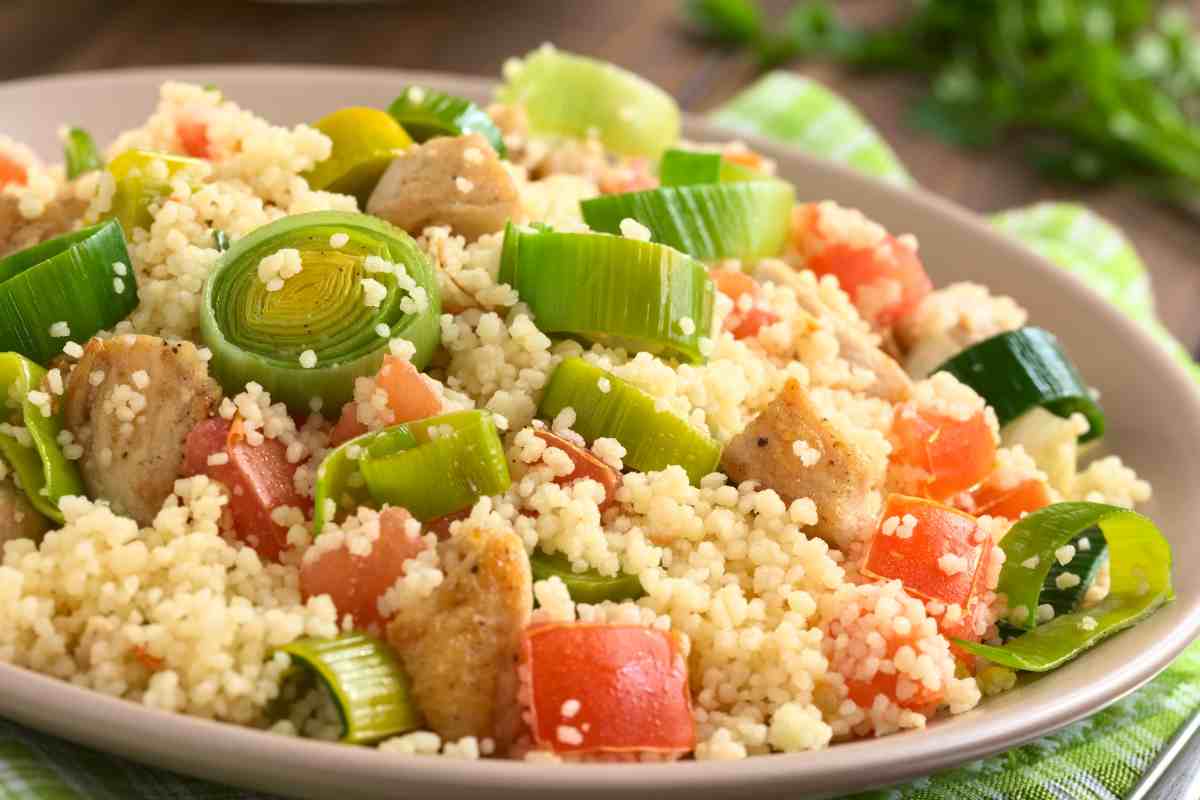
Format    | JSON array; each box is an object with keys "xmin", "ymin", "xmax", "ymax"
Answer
[{"xmin": 4, "ymin": 0, "xmax": 1199, "ymax": 351}]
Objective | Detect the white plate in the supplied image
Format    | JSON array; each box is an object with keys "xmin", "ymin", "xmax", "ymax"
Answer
[{"xmin": 2, "ymin": 66, "xmax": 1199, "ymax": 800}]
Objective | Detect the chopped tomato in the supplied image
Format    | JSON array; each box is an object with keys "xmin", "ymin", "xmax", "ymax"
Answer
[
  {"xmin": 0, "ymin": 153, "xmax": 27, "ymax": 188},
  {"xmin": 301, "ymin": 507, "xmax": 426, "ymax": 630},
  {"xmin": 710, "ymin": 268, "xmax": 780, "ymax": 339},
  {"xmin": 521, "ymin": 623, "xmax": 694, "ymax": 757},
  {"xmin": 722, "ymin": 146, "xmax": 765, "ymax": 171},
  {"xmin": 961, "ymin": 476, "xmax": 1051, "ymax": 521},
  {"xmin": 182, "ymin": 416, "xmax": 309, "ymax": 561},
  {"xmin": 131, "ymin": 645, "xmax": 164, "ymax": 672},
  {"xmin": 862, "ymin": 494, "xmax": 989, "ymax": 609},
  {"xmin": 330, "ymin": 406, "xmax": 367, "ymax": 447},
  {"xmin": 534, "ymin": 430, "xmax": 620, "ymax": 511},
  {"xmin": 176, "ymin": 116, "xmax": 210, "ymax": 159},
  {"xmin": 424, "ymin": 507, "xmax": 472, "ymax": 539},
  {"xmin": 599, "ymin": 157, "xmax": 658, "ymax": 194},
  {"xmin": 330, "ymin": 356, "xmax": 442, "ymax": 447},
  {"xmin": 845, "ymin": 656, "xmax": 943, "ymax": 714},
  {"xmin": 793, "ymin": 204, "xmax": 931, "ymax": 328},
  {"xmin": 890, "ymin": 404, "xmax": 996, "ymax": 501}
]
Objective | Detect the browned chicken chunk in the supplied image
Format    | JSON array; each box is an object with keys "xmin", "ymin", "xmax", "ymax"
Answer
[
  {"xmin": 722, "ymin": 378, "xmax": 886, "ymax": 547},
  {"xmin": 367, "ymin": 133, "xmax": 521, "ymax": 242},
  {"xmin": 63, "ymin": 335, "xmax": 222, "ymax": 525},
  {"xmin": 386, "ymin": 525, "xmax": 532, "ymax": 752},
  {"xmin": 0, "ymin": 477, "xmax": 50, "ymax": 543},
  {"xmin": 0, "ymin": 191, "xmax": 88, "ymax": 259}
]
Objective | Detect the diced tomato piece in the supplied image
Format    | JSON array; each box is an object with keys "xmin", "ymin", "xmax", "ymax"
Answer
[
  {"xmin": 329, "ymin": 404, "xmax": 367, "ymax": 447},
  {"xmin": 534, "ymin": 430, "xmax": 620, "ymax": 511},
  {"xmin": 131, "ymin": 644, "xmax": 164, "ymax": 671},
  {"xmin": 890, "ymin": 404, "xmax": 996, "ymax": 501},
  {"xmin": 182, "ymin": 417, "xmax": 232, "ymax": 476},
  {"xmin": 722, "ymin": 146, "xmax": 764, "ymax": 171},
  {"xmin": 963, "ymin": 477, "xmax": 1051, "ymax": 521},
  {"xmin": 600, "ymin": 157, "xmax": 658, "ymax": 194},
  {"xmin": 376, "ymin": 355, "xmax": 442, "ymax": 423},
  {"xmin": 301, "ymin": 506, "xmax": 426, "ymax": 630},
  {"xmin": 521, "ymin": 624, "xmax": 694, "ymax": 757},
  {"xmin": 0, "ymin": 154, "xmax": 27, "ymax": 188},
  {"xmin": 862, "ymin": 494, "xmax": 989, "ymax": 608},
  {"xmin": 176, "ymin": 116, "xmax": 210, "ymax": 159},
  {"xmin": 846, "ymin": 661, "xmax": 942, "ymax": 714},
  {"xmin": 710, "ymin": 269, "xmax": 780, "ymax": 339}
]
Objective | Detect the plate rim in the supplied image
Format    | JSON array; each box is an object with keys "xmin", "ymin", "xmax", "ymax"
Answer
[{"xmin": 2, "ymin": 63, "xmax": 1199, "ymax": 800}]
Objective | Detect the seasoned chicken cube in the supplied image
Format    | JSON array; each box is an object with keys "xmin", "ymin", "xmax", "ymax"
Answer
[
  {"xmin": 367, "ymin": 133, "xmax": 521, "ymax": 242},
  {"xmin": 0, "ymin": 191, "xmax": 88, "ymax": 259},
  {"xmin": 63, "ymin": 335, "xmax": 222, "ymax": 525},
  {"xmin": 722, "ymin": 378, "xmax": 886, "ymax": 547},
  {"xmin": 386, "ymin": 524, "xmax": 532, "ymax": 753},
  {"xmin": 0, "ymin": 477, "xmax": 49, "ymax": 543}
]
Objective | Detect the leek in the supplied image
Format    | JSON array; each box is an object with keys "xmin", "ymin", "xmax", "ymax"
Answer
[
  {"xmin": 580, "ymin": 180, "xmax": 795, "ymax": 261},
  {"xmin": 200, "ymin": 211, "xmax": 440, "ymax": 413},
  {"xmin": 658, "ymin": 148, "xmax": 759, "ymax": 186},
  {"xmin": 387, "ymin": 87, "xmax": 506, "ymax": 156},
  {"xmin": 499, "ymin": 223, "xmax": 715, "ymax": 364},
  {"xmin": 0, "ymin": 220, "xmax": 137, "ymax": 365},
  {"xmin": 530, "ymin": 549, "xmax": 645, "ymax": 604},
  {"xmin": 279, "ymin": 633, "xmax": 421, "ymax": 744},
  {"xmin": 538, "ymin": 358, "xmax": 722, "ymax": 485},
  {"xmin": 106, "ymin": 149, "xmax": 206, "ymax": 235},
  {"xmin": 497, "ymin": 46, "xmax": 680, "ymax": 158},
  {"xmin": 63, "ymin": 127, "xmax": 102, "ymax": 179},
  {"xmin": 0, "ymin": 352, "xmax": 84, "ymax": 524},
  {"xmin": 302, "ymin": 108, "xmax": 412, "ymax": 206},
  {"xmin": 955, "ymin": 503, "xmax": 1172, "ymax": 672}
]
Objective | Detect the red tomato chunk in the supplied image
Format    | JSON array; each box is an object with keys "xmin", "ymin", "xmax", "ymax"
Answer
[
  {"xmin": 710, "ymin": 268, "xmax": 780, "ymax": 340},
  {"xmin": 961, "ymin": 476, "xmax": 1051, "ymax": 521},
  {"xmin": 534, "ymin": 430, "xmax": 620, "ymax": 511},
  {"xmin": 0, "ymin": 154, "xmax": 27, "ymax": 188},
  {"xmin": 890, "ymin": 404, "xmax": 995, "ymax": 501},
  {"xmin": 521, "ymin": 624, "xmax": 695, "ymax": 757},
  {"xmin": 330, "ymin": 355, "xmax": 442, "ymax": 446},
  {"xmin": 176, "ymin": 117, "xmax": 210, "ymax": 159}
]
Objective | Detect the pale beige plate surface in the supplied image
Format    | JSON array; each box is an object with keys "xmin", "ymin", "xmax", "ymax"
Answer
[{"xmin": 2, "ymin": 66, "xmax": 1199, "ymax": 800}]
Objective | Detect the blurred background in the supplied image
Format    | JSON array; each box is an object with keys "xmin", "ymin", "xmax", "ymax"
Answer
[{"xmin": 3, "ymin": 0, "xmax": 1200, "ymax": 347}]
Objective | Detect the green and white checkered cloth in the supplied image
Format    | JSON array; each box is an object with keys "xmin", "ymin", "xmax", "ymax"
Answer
[{"xmin": 2, "ymin": 71, "xmax": 1198, "ymax": 800}]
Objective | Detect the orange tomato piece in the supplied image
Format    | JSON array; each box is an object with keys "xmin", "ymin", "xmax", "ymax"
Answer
[
  {"xmin": 521, "ymin": 623, "xmax": 695, "ymax": 757},
  {"xmin": 329, "ymin": 355, "xmax": 442, "ymax": 446},
  {"xmin": 0, "ymin": 153, "xmax": 27, "ymax": 188},
  {"xmin": 329, "ymin": 405, "xmax": 368, "ymax": 447},
  {"xmin": 964, "ymin": 476, "xmax": 1051, "ymax": 521},
  {"xmin": 300, "ymin": 507, "xmax": 427, "ymax": 630},
  {"xmin": 534, "ymin": 430, "xmax": 620, "ymax": 511},
  {"xmin": 862, "ymin": 494, "xmax": 989, "ymax": 609},
  {"xmin": 176, "ymin": 116, "xmax": 210, "ymax": 159},
  {"xmin": 709, "ymin": 268, "xmax": 780, "ymax": 340},
  {"xmin": 891, "ymin": 404, "xmax": 996, "ymax": 501}
]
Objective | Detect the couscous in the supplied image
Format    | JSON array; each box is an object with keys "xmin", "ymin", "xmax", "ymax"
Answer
[{"xmin": 0, "ymin": 47, "xmax": 1173, "ymax": 763}]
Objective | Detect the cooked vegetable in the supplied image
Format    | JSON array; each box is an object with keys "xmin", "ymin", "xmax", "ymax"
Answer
[
  {"xmin": 1040, "ymin": 529, "xmax": 1108, "ymax": 620},
  {"xmin": 212, "ymin": 229, "xmax": 230, "ymax": 252},
  {"xmin": 539, "ymin": 358, "xmax": 722, "ymax": 485},
  {"xmin": 581, "ymin": 180, "xmax": 795, "ymax": 261},
  {"xmin": 533, "ymin": 429, "xmax": 620, "ymax": 511},
  {"xmin": 862, "ymin": 494, "xmax": 989, "ymax": 608},
  {"xmin": 0, "ymin": 352, "xmax": 84, "ymax": 524},
  {"xmin": 314, "ymin": 410, "xmax": 510, "ymax": 532},
  {"xmin": 0, "ymin": 153, "xmax": 27, "ymax": 188},
  {"xmin": 499, "ymin": 223, "xmax": 715, "ymax": 363},
  {"xmin": 520, "ymin": 623, "xmax": 694, "ymax": 756},
  {"xmin": 200, "ymin": 211, "xmax": 440, "ymax": 413},
  {"xmin": 329, "ymin": 354, "xmax": 442, "ymax": 446},
  {"xmin": 62, "ymin": 127, "xmax": 102, "ymax": 179},
  {"xmin": 956, "ymin": 503, "xmax": 1172, "ymax": 671},
  {"xmin": 279, "ymin": 633, "xmax": 421, "ymax": 745},
  {"xmin": 106, "ymin": 149, "xmax": 206, "ymax": 234},
  {"xmin": 710, "ymin": 268, "xmax": 780, "ymax": 339},
  {"xmin": 658, "ymin": 148, "xmax": 760, "ymax": 185},
  {"xmin": 935, "ymin": 327, "xmax": 1105, "ymax": 442},
  {"xmin": 0, "ymin": 220, "xmax": 138, "ymax": 365},
  {"xmin": 497, "ymin": 46, "xmax": 681, "ymax": 158},
  {"xmin": 890, "ymin": 402, "xmax": 996, "ymax": 501},
  {"xmin": 963, "ymin": 472, "xmax": 1052, "ymax": 521},
  {"xmin": 302, "ymin": 108, "xmax": 412, "ymax": 205},
  {"xmin": 530, "ymin": 549, "xmax": 644, "ymax": 604},
  {"xmin": 387, "ymin": 86, "xmax": 506, "ymax": 156}
]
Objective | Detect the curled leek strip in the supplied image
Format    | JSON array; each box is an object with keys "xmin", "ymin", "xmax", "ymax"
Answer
[
  {"xmin": 956, "ymin": 502, "xmax": 1172, "ymax": 672},
  {"xmin": 0, "ymin": 352, "xmax": 84, "ymax": 523},
  {"xmin": 200, "ymin": 211, "xmax": 441, "ymax": 413},
  {"xmin": 278, "ymin": 633, "xmax": 421, "ymax": 745},
  {"xmin": 530, "ymin": 549, "xmax": 645, "ymax": 604},
  {"xmin": 658, "ymin": 148, "xmax": 759, "ymax": 186},
  {"xmin": 499, "ymin": 223, "xmax": 715, "ymax": 364},
  {"xmin": 63, "ymin": 127, "xmax": 103, "ymax": 179},
  {"xmin": 0, "ymin": 219, "xmax": 137, "ymax": 365},
  {"xmin": 387, "ymin": 86, "xmax": 507, "ymax": 156}
]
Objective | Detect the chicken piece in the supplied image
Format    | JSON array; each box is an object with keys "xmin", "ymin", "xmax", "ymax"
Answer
[
  {"xmin": 386, "ymin": 524, "xmax": 532, "ymax": 753},
  {"xmin": 755, "ymin": 260, "xmax": 912, "ymax": 403},
  {"xmin": 0, "ymin": 191, "xmax": 88, "ymax": 258},
  {"xmin": 367, "ymin": 133, "xmax": 521, "ymax": 242},
  {"xmin": 486, "ymin": 103, "xmax": 529, "ymax": 148},
  {"xmin": 0, "ymin": 477, "xmax": 50, "ymax": 543},
  {"xmin": 722, "ymin": 378, "xmax": 886, "ymax": 547},
  {"xmin": 63, "ymin": 335, "xmax": 222, "ymax": 525}
]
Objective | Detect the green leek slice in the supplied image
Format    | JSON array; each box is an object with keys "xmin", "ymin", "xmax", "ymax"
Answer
[
  {"xmin": 0, "ymin": 220, "xmax": 138, "ymax": 365},
  {"xmin": 313, "ymin": 411, "xmax": 510, "ymax": 533},
  {"xmin": 200, "ymin": 211, "xmax": 440, "ymax": 413},
  {"xmin": 106, "ymin": 149, "xmax": 206, "ymax": 234},
  {"xmin": 0, "ymin": 353, "xmax": 84, "ymax": 523},
  {"xmin": 278, "ymin": 633, "xmax": 421, "ymax": 744},
  {"xmin": 497, "ymin": 46, "xmax": 680, "ymax": 158},
  {"xmin": 387, "ymin": 87, "xmax": 506, "ymax": 157},
  {"xmin": 530, "ymin": 549, "xmax": 645, "ymax": 604},
  {"xmin": 955, "ymin": 503, "xmax": 1172, "ymax": 672},
  {"xmin": 63, "ymin": 127, "xmax": 102, "ymax": 179},
  {"xmin": 1039, "ymin": 528, "xmax": 1109, "ymax": 618},
  {"xmin": 580, "ymin": 180, "xmax": 795, "ymax": 261},
  {"xmin": 302, "ymin": 108, "xmax": 413, "ymax": 206},
  {"xmin": 499, "ymin": 223, "xmax": 714, "ymax": 364},
  {"xmin": 538, "ymin": 358, "xmax": 722, "ymax": 485},
  {"xmin": 935, "ymin": 328, "xmax": 1105, "ymax": 442},
  {"xmin": 658, "ymin": 148, "xmax": 759, "ymax": 186}
]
